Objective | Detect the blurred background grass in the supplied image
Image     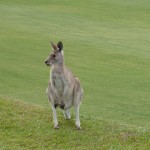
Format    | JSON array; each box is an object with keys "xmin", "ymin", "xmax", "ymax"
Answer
[{"xmin": 0, "ymin": 0, "xmax": 150, "ymax": 129}]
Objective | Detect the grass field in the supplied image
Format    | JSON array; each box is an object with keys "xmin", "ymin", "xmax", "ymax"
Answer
[
  {"xmin": 0, "ymin": 0, "xmax": 150, "ymax": 149},
  {"xmin": 1, "ymin": 98, "xmax": 150, "ymax": 150}
]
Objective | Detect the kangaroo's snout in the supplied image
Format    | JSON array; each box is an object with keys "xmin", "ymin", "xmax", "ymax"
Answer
[
  {"xmin": 45, "ymin": 60, "xmax": 48, "ymax": 64},
  {"xmin": 45, "ymin": 60, "xmax": 50, "ymax": 66}
]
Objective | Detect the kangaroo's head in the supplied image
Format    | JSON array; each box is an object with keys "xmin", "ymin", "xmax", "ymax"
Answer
[{"xmin": 45, "ymin": 41, "xmax": 64, "ymax": 66}]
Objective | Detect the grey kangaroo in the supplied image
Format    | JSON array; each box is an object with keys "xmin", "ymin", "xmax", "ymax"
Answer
[{"xmin": 45, "ymin": 41, "xmax": 83, "ymax": 129}]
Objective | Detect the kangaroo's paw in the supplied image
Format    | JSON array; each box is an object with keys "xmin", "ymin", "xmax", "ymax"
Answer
[
  {"xmin": 54, "ymin": 104, "xmax": 58, "ymax": 109},
  {"xmin": 60, "ymin": 103, "xmax": 65, "ymax": 110}
]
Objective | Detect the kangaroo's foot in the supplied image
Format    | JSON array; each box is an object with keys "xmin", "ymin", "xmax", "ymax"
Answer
[{"xmin": 54, "ymin": 124, "xmax": 59, "ymax": 129}]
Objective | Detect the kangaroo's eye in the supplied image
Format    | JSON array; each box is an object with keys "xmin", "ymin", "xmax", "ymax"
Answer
[{"xmin": 52, "ymin": 54, "xmax": 56, "ymax": 58}]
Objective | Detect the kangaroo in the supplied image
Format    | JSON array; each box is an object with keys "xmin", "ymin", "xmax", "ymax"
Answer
[{"xmin": 45, "ymin": 41, "xmax": 83, "ymax": 129}]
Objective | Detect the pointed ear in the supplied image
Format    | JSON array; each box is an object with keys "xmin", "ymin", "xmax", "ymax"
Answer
[
  {"xmin": 57, "ymin": 41, "xmax": 63, "ymax": 51},
  {"xmin": 50, "ymin": 41, "xmax": 58, "ymax": 51}
]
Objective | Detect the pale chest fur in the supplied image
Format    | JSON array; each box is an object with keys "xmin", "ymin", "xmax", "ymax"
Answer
[{"xmin": 50, "ymin": 71, "xmax": 64, "ymax": 96}]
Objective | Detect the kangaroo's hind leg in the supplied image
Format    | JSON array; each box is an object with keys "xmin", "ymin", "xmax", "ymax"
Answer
[
  {"xmin": 73, "ymin": 90, "xmax": 83, "ymax": 130},
  {"xmin": 73, "ymin": 78, "xmax": 83, "ymax": 130},
  {"xmin": 46, "ymin": 82, "xmax": 59, "ymax": 129}
]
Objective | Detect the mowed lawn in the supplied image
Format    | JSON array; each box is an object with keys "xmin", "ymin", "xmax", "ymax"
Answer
[
  {"xmin": 0, "ymin": 0, "xmax": 150, "ymax": 134},
  {"xmin": 1, "ymin": 99, "xmax": 150, "ymax": 149}
]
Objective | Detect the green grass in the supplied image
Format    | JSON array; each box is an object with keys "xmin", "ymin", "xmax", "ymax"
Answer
[
  {"xmin": 1, "ymin": 98, "xmax": 150, "ymax": 150},
  {"xmin": 0, "ymin": 0, "xmax": 150, "ymax": 148}
]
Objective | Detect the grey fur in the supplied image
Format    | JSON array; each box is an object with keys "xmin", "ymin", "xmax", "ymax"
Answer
[{"xmin": 45, "ymin": 41, "xmax": 83, "ymax": 129}]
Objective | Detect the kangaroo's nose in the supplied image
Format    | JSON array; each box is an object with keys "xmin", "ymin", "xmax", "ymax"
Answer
[{"xmin": 45, "ymin": 60, "xmax": 48, "ymax": 64}]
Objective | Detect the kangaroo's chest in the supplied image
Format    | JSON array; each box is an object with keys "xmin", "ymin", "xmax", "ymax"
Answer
[{"xmin": 51, "ymin": 72, "xmax": 64, "ymax": 95}]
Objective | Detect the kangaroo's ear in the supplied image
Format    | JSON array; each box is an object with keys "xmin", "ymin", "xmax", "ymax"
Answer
[
  {"xmin": 50, "ymin": 41, "xmax": 58, "ymax": 51},
  {"xmin": 57, "ymin": 41, "xmax": 63, "ymax": 52}
]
